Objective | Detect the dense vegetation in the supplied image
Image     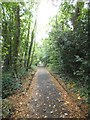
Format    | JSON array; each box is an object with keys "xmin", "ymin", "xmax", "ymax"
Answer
[
  {"xmin": 1, "ymin": 1, "xmax": 39, "ymax": 98},
  {"xmin": 41, "ymin": 2, "xmax": 89, "ymax": 101},
  {"xmin": 1, "ymin": 0, "xmax": 89, "ymax": 112}
]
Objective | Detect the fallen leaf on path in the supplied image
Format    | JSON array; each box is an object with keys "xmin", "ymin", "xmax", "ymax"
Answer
[
  {"xmin": 57, "ymin": 99, "xmax": 63, "ymax": 102},
  {"xmin": 62, "ymin": 108, "xmax": 65, "ymax": 110},
  {"xmin": 53, "ymin": 105, "xmax": 56, "ymax": 108},
  {"xmin": 64, "ymin": 101, "xmax": 69, "ymax": 105},
  {"xmin": 64, "ymin": 113, "xmax": 68, "ymax": 116},
  {"xmin": 44, "ymin": 115, "xmax": 47, "ymax": 118},
  {"xmin": 20, "ymin": 102, "xmax": 22, "ymax": 105},
  {"xmin": 50, "ymin": 111, "xmax": 53, "ymax": 114},
  {"xmin": 49, "ymin": 104, "xmax": 51, "ymax": 107},
  {"xmin": 55, "ymin": 109, "xmax": 57, "ymax": 112},
  {"xmin": 77, "ymin": 96, "xmax": 81, "ymax": 100},
  {"xmin": 39, "ymin": 94, "xmax": 41, "ymax": 97},
  {"xmin": 47, "ymin": 96, "xmax": 49, "ymax": 99},
  {"xmin": 36, "ymin": 93, "xmax": 38, "ymax": 95},
  {"xmin": 34, "ymin": 99, "xmax": 37, "ymax": 102},
  {"xmin": 43, "ymin": 109, "xmax": 46, "ymax": 112},
  {"xmin": 44, "ymin": 103, "xmax": 46, "ymax": 106},
  {"xmin": 27, "ymin": 114, "xmax": 29, "ymax": 117}
]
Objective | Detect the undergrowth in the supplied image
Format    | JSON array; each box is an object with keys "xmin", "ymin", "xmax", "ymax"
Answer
[
  {"xmin": 58, "ymin": 72, "xmax": 88, "ymax": 103},
  {"xmin": 49, "ymin": 66, "xmax": 88, "ymax": 104},
  {"xmin": 2, "ymin": 67, "xmax": 29, "ymax": 99},
  {"xmin": 2, "ymin": 66, "xmax": 36, "ymax": 118}
]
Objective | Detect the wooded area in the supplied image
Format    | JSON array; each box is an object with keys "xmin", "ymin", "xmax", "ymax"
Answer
[
  {"xmin": 1, "ymin": 0, "xmax": 89, "ymax": 118},
  {"xmin": 1, "ymin": 1, "xmax": 39, "ymax": 99},
  {"xmin": 41, "ymin": 1, "xmax": 89, "ymax": 101}
]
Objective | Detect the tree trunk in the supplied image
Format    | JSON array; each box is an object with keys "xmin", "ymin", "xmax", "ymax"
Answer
[
  {"xmin": 24, "ymin": 15, "xmax": 31, "ymax": 67},
  {"xmin": 29, "ymin": 41, "xmax": 35, "ymax": 68},
  {"xmin": 26, "ymin": 30, "xmax": 34, "ymax": 71},
  {"xmin": 13, "ymin": 4, "xmax": 20, "ymax": 74},
  {"xmin": 26, "ymin": 19, "xmax": 36, "ymax": 71},
  {"xmin": 2, "ymin": 5, "xmax": 13, "ymax": 71}
]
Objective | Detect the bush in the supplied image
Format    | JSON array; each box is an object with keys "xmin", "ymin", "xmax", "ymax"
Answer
[{"xmin": 2, "ymin": 99, "xmax": 13, "ymax": 118}]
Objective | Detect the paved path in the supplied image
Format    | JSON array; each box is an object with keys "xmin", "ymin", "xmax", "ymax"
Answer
[{"xmin": 27, "ymin": 67, "xmax": 72, "ymax": 118}]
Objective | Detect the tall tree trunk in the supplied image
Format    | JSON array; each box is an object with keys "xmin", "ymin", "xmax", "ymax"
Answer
[
  {"xmin": 2, "ymin": 22, "xmax": 8, "ymax": 70},
  {"xmin": 2, "ymin": 5, "xmax": 13, "ymax": 71},
  {"xmin": 24, "ymin": 15, "xmax": 31, "ymax": 67},
  {"xmin": 26, "ymin": 30, "xmax": 34, "ymax": 71},
  {"xmin": 29, "ymin": 41, "xmax": 35, "ymax": 68},
  {"xmin": 26, "ymin": 19, "xmax": 36, "ymax": 71},
  {"xmin": 13, "ymin": 4, "xmax": 20, "ymax": 74}
]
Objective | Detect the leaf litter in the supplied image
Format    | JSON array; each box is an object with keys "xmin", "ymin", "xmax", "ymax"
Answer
[{"xmin": 7, "ymin": 68, "xmax": 87, "ymax": 119}]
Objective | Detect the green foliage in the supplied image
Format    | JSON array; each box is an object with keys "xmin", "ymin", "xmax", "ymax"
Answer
[
  {"xmin": 42, "ymin": 1, "xmax": 88, "ymax": 101},
  {"xmin": 2, "ymin": 72, "xmax": 20, "ymax": 99},
  {"xmin": 2, "ymin": 99, "xmax": 13, "ymax": 118},
  {"xmin": 2, "ymin": 67, "xmax": 30, "ymax": 99},
  {"xmin": 17, "ymin": 68, "xmax": 27, "ymax": 78},
  {"xmin": 2, "ymin": 1, "xmax": 38, "ymax": 71},
  {"xmin": 2, "ymin": 1, "xmax": 39, "ymax": 98}
]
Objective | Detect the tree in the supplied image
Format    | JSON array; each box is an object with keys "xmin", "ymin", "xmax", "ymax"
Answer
[
  {"xmin": 13, "ymin": 4, "xmax": 20, "ymax": 75},
  {"xmin": 42, "ymin": 1, "xmax": 88, "ymax": 85},
  {"xmin": 26, "ymin": 19, "xmax": 36, "ymax": 71}
]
